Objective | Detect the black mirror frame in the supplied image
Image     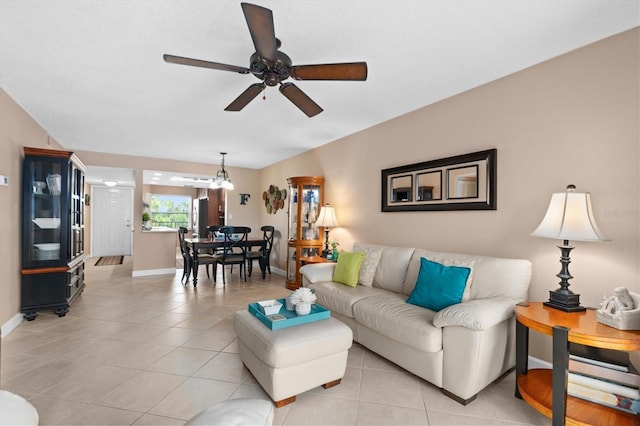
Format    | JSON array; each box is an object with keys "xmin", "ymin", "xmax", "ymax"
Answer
[{"xmin": 381, "ymin": 149, "xmax": 497, "ymax": 212}]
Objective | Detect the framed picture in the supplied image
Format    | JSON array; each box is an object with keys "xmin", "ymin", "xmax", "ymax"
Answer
[{"xmin": 381, "ymin": 149, "xmax": 496, "ymax": 212}]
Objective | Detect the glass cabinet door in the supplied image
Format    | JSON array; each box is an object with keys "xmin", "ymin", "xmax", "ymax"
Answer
[
  {"xmin": 288, "ymin": 186, "xmax": 298, "ymax": 240},
  {"xmin": 70, "ymin": 163, "xmax": 85, "ymax": 260},
  {"xmin": 25, "ymin": 158, "xmax": 64, "ymax": 266},
  {"xmin": 299, "ymin": 185, "xmax": 321, "ymax": 241}
]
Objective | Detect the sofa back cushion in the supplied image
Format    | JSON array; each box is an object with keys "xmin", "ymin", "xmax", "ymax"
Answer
[
  {"xmin": 354, "ymin": 242, "xmax": 414, "ymax": 294},
  {"xmin": 403, "ymin": 249, "xmax": 531, "ymax": 302}
]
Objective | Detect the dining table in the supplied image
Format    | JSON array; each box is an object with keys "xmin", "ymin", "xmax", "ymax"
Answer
[{"xmin": 185, "ymin": 237, "xmax": 267, "ymax": 286}]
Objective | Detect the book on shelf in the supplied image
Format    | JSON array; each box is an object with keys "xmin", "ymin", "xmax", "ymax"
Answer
[
  {"xmin": 570, "ymin": 353, "xmax": 630, "ymax": 372},
  {"xmin": 568, "ymin": 381, "xmax": 640, "ymax": 415},
  {"xmin": 569, "ymin": 356, "xmax": 640, "ymax": 389},
  {"xmin": 569, "ymin": 343, "xmax": 635, "ymax": 373},
  {"xmin": 568, "ymin": 372, "xmax": 639, "ymax": 399}
]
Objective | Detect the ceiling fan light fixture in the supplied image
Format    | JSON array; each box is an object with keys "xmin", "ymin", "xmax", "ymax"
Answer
[{"xmin": 210, "ymin": 152, "xmax": 234, "ymax": 191}]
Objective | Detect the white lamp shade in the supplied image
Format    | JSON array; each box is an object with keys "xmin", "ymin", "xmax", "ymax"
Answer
[
  {"xmin": 531, "ymin": 188, "xmax": 607, "ymax": 242},
  {"xmin": 315, "ymin": 205, "xmax": 338, "ymax": 227}
]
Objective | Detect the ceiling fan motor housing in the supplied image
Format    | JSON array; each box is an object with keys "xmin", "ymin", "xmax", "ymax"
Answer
[{"xmin": 249, "ymin": 51, "xmax": 292, "ymax": 86}]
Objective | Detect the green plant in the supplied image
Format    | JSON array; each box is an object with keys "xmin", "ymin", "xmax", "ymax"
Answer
[{"xmin": 142, "ymin": 212, "xmax": 150, "ymax": 222}]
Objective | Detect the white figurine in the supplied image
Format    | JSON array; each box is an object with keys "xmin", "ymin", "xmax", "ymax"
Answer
[{"xmin": 596, "ymin": 287, "xmax": 640, "ymax": 330}]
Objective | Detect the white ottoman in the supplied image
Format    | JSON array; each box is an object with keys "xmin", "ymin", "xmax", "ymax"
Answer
[
  {"xmin": 0, "ymin": 390, "xmax": 39, "ymax": 425},
  {"xmin": 234, "ymin": 310, "xmax": 353, "ymax": 407}
]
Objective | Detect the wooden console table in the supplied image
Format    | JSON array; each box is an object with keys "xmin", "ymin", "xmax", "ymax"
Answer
[{"xmin": 515, "ymin": 302, "xmax": 640, "ymax": 426}]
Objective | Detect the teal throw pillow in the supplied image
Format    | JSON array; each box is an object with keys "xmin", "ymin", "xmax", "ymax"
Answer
[
  {"xmin": 332, "ymin": 251, "xmax": 365, "ymax": 287},
  {"xmin": 406, "ymin": 258, "xmax": 471, "ymax": 311}
]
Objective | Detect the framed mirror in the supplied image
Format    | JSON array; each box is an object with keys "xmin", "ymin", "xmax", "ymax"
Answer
[
  {"xmin": 391, "ymin": 175, "xmax": 413, "ymax": 202},
  {"xmin": 381, "ymin": 149, "xmax": 496, "ymax": 212}
]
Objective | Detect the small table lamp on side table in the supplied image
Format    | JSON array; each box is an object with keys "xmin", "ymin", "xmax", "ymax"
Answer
[
  {"xmin": 531, "ymin": 184, "xmax": 609, "ymax": 312},
  {"xmin": 315, "ymin": 204, "xmax": 338, "ymax": 257}
]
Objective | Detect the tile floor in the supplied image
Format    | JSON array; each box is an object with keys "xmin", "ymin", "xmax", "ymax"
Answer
[{"xmin": 1, "ymin": 257, "xmax": 551, "ymax": 425}]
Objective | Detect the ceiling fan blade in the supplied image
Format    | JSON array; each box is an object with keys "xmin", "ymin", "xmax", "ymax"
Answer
[
  {"xmin": 289, "ymin": 62, "xmax": 368, "ymax": 81},
  {"xmin": 279, "ymin": 83, "xmax": 323, "ymax": 117},
  {"xmin": 225, "ymin": 83, "xmax": 265, "ymax": 111},
  {"xmin": 163, "ymin": 54, "xmax": 250, "ymax": 74},
  {"xmin": 241, "ymin": 3, "xmax": 277, "ymax": 62}
]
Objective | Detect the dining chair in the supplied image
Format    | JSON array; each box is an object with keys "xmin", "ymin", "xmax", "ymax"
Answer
[
  {"xmin": 247, "ymin": 225, "xmax": 274, "ymax": 277},
  {"xmin": 187, "ymin": 226, "xmax": 217, "ymax": 282},
  {"xmin": 212, "ymin": 226, "xmax": 251, "ymax": 285},
  {"xmin": 204, "ymin": 225, "xmax": 225, "ymax": 276},
  {"xmin": 206, "ymin": 225, "xmax": 221, "ymax": 239},
  {"xmin": 177, "ymin": 227, "xmax": 193, "ymax": 284}
]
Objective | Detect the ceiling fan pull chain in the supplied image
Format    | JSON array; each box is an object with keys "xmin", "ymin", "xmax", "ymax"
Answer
[{"xmin": 262, "ymin": 86, "xmax": 266, "ymax": 101}]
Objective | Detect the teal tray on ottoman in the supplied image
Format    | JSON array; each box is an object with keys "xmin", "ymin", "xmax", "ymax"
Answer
[{"xmin": 248, "ymin": 298, "xmax": 330, "ymax": 330}]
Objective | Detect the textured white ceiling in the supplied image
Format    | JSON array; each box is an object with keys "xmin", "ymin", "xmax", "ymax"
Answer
[{"xmin": 1, "ymin": 0, "xmax": 638, "ymax": 172}]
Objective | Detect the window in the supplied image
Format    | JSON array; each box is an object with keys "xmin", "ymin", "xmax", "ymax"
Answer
[{"xmin": 149, "ymin": 194, "xmax": 191, "ymax": 229}]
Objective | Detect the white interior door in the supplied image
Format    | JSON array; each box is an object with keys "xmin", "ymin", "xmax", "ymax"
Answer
[{"xmin": 92, "ymin": 186, "xmax": 133, "ymax": 257}]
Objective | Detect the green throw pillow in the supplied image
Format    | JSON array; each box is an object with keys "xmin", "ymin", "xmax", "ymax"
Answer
[
  {"xmin": 332, "ymin": 250, "xmax": 365, "ymax": 287},
  {"xmin": 406, "ymin": 257, "xmax": 471, "ymax": 311}
]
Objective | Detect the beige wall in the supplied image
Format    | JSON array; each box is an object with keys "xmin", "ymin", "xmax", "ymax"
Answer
[{"xmin": 259, "ymin": 29, "xmax": 639, "ymax": 361}]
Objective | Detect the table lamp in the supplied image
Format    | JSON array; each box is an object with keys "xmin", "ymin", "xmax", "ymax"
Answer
[
  {"xmin": 531, "ymin": 184, "xmax": 608, "ymax": 312},
  {"xmin": 315, "ymin": 204, "xmax": 338, "ymax": 257}
]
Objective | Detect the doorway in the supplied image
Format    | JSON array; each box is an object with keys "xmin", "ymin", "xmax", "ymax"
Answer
[{"xmin": 91, "ymin": 186, "xmax": 133, "ymax": 257}]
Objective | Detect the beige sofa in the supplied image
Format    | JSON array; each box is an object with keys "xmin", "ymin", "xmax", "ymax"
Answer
[{"xmin": 300, "ymin": 242, "xmax": 532, "ymax": 404}]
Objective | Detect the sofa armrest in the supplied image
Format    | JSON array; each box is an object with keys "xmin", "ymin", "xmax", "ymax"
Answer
[
  {"xmin": 433, "ymin": 298, "xmax": 516, "ymax": 331},
  {"xmin": 299, "ymin": 263, "xmax": 337, "ymax": 284}
]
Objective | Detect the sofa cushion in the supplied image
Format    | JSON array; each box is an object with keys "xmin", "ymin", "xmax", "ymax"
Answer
[
  {"xmin": 353, "ymin": 293, "xmax": 442, "ymax": 353},
  {"xmin": 406, "ymin": 258, "xmax": 471, "ymax": 311},
  {"xmin": 306, "ymin": 281, "xmax": 387, "ymax": 318},
  {"xmin": 353, "ymin": 243, "xmax": 414, "ymax": 293},
  {"xmin": 403, "ymin": 249, "xmax": 474, "ymax": 298},
  {"xmin": 403, "ymin": 249, "xmax": 531, "ymax": 303},
  {"xmin": 352, "ymin": 244, "xmax": 383, "ymax": 287},
  {"xmin": 333, "ymin": 250, "xmax": 365, "ymax": 287}
]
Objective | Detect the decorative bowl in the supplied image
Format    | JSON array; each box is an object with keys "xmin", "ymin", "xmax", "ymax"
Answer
[{"xmin": 257, "ymin": 300, "xmax": 283, "ymax": 316}]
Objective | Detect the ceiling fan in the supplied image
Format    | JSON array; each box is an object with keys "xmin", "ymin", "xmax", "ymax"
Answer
[{"xmin": 163, "ymin": 2, "xmax": 367, "ymax": 117}]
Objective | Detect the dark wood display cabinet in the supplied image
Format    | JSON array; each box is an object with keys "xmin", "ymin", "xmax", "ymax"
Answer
[{"xmin": 21, "ymin": 147, "xmax": 87, "ymax": 320}]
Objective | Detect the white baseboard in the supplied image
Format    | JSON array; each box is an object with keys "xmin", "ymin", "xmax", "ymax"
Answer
[
  {"xmin": 271, "ymin": 266, "xmax": 286, "ymax": 276},
  {"xmin": 528, "ymin": 355, "xmax": 552, "ymax": 369},
  {"xmin": 132, "ymin": 268, "xmax": 177, "ymax": 277},
  {"xmin": 1, "ymin": 313, "xmax": 23, "ymax": 337}
]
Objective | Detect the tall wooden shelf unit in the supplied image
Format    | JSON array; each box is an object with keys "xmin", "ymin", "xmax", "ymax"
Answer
[
  {"xmin": 515, "ymin": 302, "xmax": 640, "ymax": 426},
  {"xmin": 21, "ymin": 147, "xmax": 87, "ymax": 320},
  {"xmin": 286, "ymin": 176, "xmax": 324, "ymax": 290}
]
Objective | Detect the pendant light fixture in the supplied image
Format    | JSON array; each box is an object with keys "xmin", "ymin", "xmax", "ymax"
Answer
[{"xmin": 210, "ymin": 152, "xmax": 234, "ymax": 190}]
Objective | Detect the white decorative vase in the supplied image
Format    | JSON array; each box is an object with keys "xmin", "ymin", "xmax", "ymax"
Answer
[
  {"xmin": 285, "ymin": 296, "xmax": 296, "ymax": 311},
  {"xmin": 295, "ymin": 302, "xmax": 311, "ymax": 316}
]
